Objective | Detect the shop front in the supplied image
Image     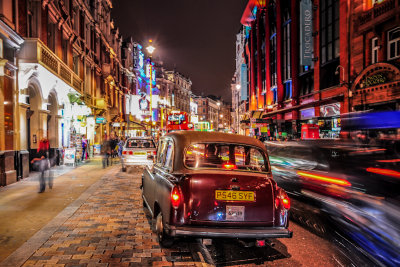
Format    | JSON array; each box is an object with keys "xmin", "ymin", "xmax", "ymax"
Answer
[
  {"xmin": 318, "ymin": 103, "xmax": 341, "ymax": 139},
  {"xmin": 61, "ymin": 101, "xmax": 93, "ymax": 162},
  {"xmin": 298, "ymin": 107, "xmax": 316, "ymax": 137}
]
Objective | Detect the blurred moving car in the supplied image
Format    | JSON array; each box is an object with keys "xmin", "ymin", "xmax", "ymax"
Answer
[
  {"xmin": 121, "ymin": 137, "xmax": 156, "ymax": 171},
  {"xmin": 142, "ymin": 131, "xmax": 292, "ymax": 247},
  {"xmin": 266, "ymin": 140, "xmax": 400, "ymax": 266}
]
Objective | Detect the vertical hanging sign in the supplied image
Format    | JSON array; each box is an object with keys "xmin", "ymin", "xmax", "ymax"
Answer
[{"xmin": 300, "ymin": 0, "xmax": 313, "ymax": 66}]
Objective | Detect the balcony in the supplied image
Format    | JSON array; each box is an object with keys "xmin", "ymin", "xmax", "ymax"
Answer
[
  {"xmin": 18, "ymin": 38, "xmax": 83, "ymax": 93},
  {"xmin": 356, "ymin": 0, "xmax": 399, "ymax": 32}
]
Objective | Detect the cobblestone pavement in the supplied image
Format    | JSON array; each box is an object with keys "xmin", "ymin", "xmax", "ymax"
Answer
[
  {"xmin": 4, "ymin": 166, "xmax": 349, "ymax": 267},
  {"xmin": 19, "ymin": 167, "xmax": 210, "ymax": 267}
]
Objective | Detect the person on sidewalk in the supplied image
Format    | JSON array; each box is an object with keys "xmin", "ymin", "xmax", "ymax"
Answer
[
  {"xmin": 101, "ymin": 139, "xmax": 111, "ymax": 168},
  {"xmin": 81, "ymin": 135, "xmax": 88, "ymax": 161},
  {"xmin": 31, "ymin": 137, "xmax": 53, "ymax": 193}
]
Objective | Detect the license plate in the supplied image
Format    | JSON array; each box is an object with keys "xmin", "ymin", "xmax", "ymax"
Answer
[
  {"xmin": 215, "ymin": 190, "xmax": 255, "ymax": 201},
  {"xmin": 226, "ymin": 206, "xmax": 244, "ymax": 221},
  {"xmin": 134, "ymin": 152, "xmax": 146, "ymax": 155}
]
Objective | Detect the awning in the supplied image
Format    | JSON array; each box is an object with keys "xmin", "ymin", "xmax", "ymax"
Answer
[{"xmin": 251, "ymin": 111, "xmax": 264, "ymax": 119}]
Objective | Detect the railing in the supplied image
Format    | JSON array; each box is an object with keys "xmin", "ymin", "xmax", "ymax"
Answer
[
  {"xmin": 357, "ymin": 0, "xmax": 398, "ymax": 31},
  {"xmin": 19, "ymin": 38, "xmax": 83, "ymax": 93}
]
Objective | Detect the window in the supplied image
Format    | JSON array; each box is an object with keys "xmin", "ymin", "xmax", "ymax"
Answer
[
  {"xmin": 62, "ymin": 39, "xmax": 68, "ymax": 64},
  {"xmin": 164, "ymin": 141, "xmax": 174, "ymax": 169},
  {"xmin": 47, "ymin": 22, "xmax": 56, "ymax": 52},
  {"xmin": 156, "ymin": 141, "xmax": 168, "ymax": 165},
  {"xmin": 73, "ymin": 54, "xmax": 79, "ymax": 75},
  {"xmin": 320, "ymin": 0, "xmax": 340, "ymax": 64},
  {"xmin": 283, "ymin": 9, "xmax": 291, "ymax": 82},
  {"xmin": 270, "ymin": 30, "xmax": 277, "ymax": 87},
  {"xmin": 269, "ymin": 2, "xmax": 277, "ymax": 88},
  {"xmin": 126, "ymin": 139, "xmax": 155, "ymax": 148},
  {"xmin": 371, "ymin": 37, "xmax": 379, "ymax": 64},
  {"xmin": 388, "ymin": 28, "xmax": 400, "ymax": 60},
  {"xmin": 272, "ymin": 87, "xmax": 278, "ymax": 104},
  {"xmin": 185, "ymin": 143, "xmax": 269, "ymax": 173}
]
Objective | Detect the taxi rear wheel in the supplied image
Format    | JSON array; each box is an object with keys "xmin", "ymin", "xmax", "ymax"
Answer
[{"xmin": 155, "ymin": 212, "xmax": 174, "ymax": 247}]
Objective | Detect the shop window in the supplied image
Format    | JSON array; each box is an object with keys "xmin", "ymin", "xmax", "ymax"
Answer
[
  {"xmin": 388, "ymin": 27, "xmax": 400, "ymax": 60},
  {"xmin": 371, "ymin": 37, "xmax": 379, "ymax": 64}
]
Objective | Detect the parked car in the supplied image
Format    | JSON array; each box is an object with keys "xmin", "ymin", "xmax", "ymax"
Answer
[
  {"xmin": 121, "ymin": 137, "xmax": 156, "ymax": 171},
  {"xmin": 142, "ymin": 131, "xmax": 292, "ymax": 247}
]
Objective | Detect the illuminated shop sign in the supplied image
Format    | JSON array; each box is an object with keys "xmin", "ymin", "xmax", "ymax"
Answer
[
  {"xmin": 320, "ymin": 103, "xmax": 341, "ymax": 117},
  {"xmin": 361, "ymin": 73, "xmax": 387, "ymax": 88},
  {"xmin": 96, "ymin": 117, "xmax": 106, "ymax": 124},
  {"xmin": 145, "ymin": 61, "xmax": 156, "ymax": 83},
  {"xmin": 300, "ymin": 108, "xmax": 315, "ymax": 120},
  {"xmin": 130, "ymin": 94, "xmax": 160, "ymax": 120},
  {"xmin": 300, "ymin": 0, "xmax": 313, "ymax": 66},
  {"xmin": 133, "ymin": 43, "xmax": 144, "ymax": 70}
]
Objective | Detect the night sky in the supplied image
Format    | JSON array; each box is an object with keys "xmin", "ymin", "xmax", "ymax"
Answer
[{"xmin": 112, "ymin": 0, "xmax": 248, "ymax": 102}]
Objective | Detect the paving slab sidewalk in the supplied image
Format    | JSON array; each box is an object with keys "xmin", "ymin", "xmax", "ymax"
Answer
[{"xmin": 0, "ymin": 157, "xmax": 118, "ymax": 263}]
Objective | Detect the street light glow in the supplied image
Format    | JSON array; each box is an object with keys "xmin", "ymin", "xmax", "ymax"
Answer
[
  {"xmin": 236, "ymin": 84, "xmax": 241, "ymax": 90},
  {"xmin": 146, "ymin": 45, "xmax": 155, "ymax": 54}
]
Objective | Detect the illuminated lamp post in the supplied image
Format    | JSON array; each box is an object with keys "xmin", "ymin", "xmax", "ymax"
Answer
[
  {"xmin": 146, "ymin": 40, "xmax": 156, "ymax": 136},
  {"xmin": 236, "ymin": 84, "xmax": 241, "ymax": 134},
  {"xmin": 217, "ymin": 102, "xmax": 221, "ymax": 132}
]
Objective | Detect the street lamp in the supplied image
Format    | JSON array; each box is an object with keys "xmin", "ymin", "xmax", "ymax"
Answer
[
  {"xmin": 217, "ymin": 102, "xmax": 221, "ymax": 132},
  {"xmin": 146, "ymin": 40, "xmax": 156, "ymax": 136},
  {"xmin": 235, "ymin": 84, "xmax": 241, "ymax": 134}
]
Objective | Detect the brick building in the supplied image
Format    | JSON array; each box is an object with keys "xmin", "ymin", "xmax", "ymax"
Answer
[
  {"xmin": 0, "ymin": 0, "xmax": 137, "ymax": 185},
  {"xmin": 237, "ymin": 0, "xmax": 350, "ymax": 139},
  {"xmin": 236, "ymin": 0, "xmax": 400, "ymax": 139},
  {"xmin": 350, "ymin": 0, "xmax": 400, "ymax": 112}
]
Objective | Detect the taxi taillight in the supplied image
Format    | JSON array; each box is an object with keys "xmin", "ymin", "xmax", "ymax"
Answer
[
  {"xmin": 171, "ymin": 186, "xmax": 182, "ymax": 209},
  {"xmin": 275, "ymin": 189, "xmax": 290, "ymax": 210}
]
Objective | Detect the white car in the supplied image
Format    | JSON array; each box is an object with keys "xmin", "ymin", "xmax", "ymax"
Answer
[{"xmin": 121, "ymin": 137, "xmax": 156, "ymax": 171}]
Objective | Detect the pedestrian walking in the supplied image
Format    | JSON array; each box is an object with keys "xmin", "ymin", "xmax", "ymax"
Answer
[
  {"xmin": 31, "ymin": 137, "xmax": 53, "ymax": 193},
  {"xmin": 101, "ymin": 139, "xmax": 111, "ymax": 168},
  {"xmin": 82, "ymin": 135, "xmax": 88, "ymax": 161}
]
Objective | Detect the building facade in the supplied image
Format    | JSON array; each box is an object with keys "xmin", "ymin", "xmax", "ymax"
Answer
[
  {"xmin": 350, "ymin": 0, "xmax": 400, "ymax": 112},
  {"xmin": 0, "ymin": 1, "xmax": 24, "ymax": 185},
  {"xmin": 0, "ymin": 0, "xmax": 132, "ymax": 185},
  {"xmin": 238, "ymin": 0, "xmax": 350, "ymax": 139},
  {"xmin": 164, "ymin": 70, "xmax": 192, "ymax": 113}
]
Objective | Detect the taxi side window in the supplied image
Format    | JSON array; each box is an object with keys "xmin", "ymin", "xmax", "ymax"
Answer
[
  {"xmin": 156, "ymin": 141, "xmax": 168, "ymax": 166},
  {"xmin": 164, "ymin": 141, "xmax": 174, "ymax": 170}
]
